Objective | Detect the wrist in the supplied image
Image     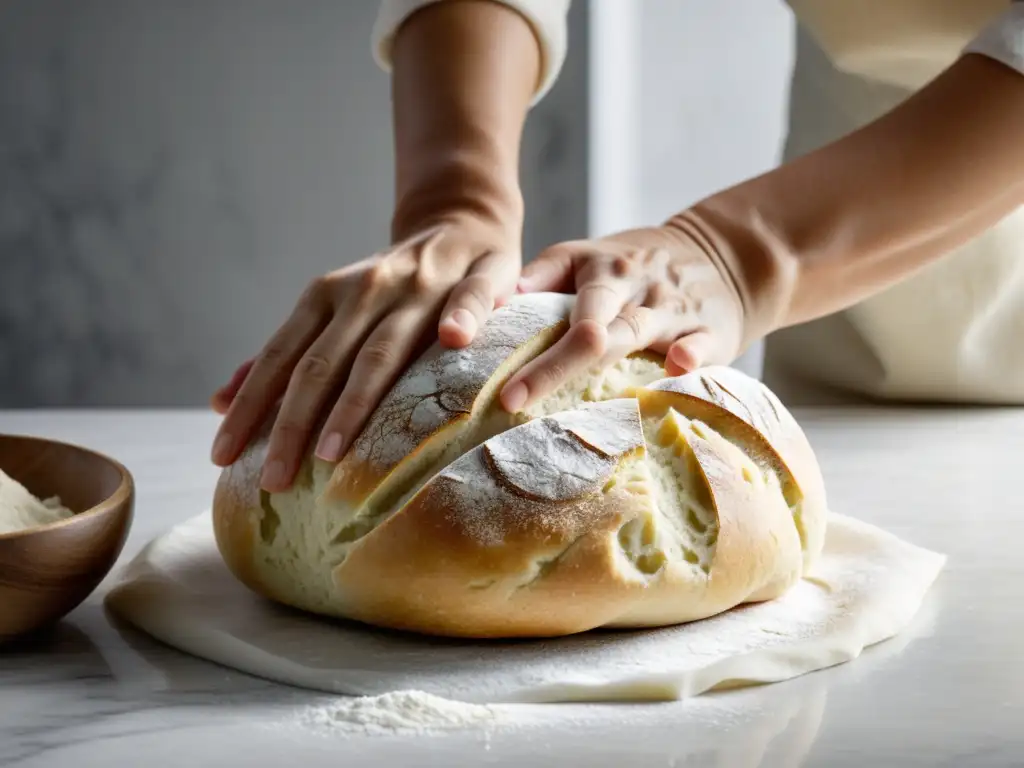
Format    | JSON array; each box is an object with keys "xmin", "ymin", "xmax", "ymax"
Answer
[
  {"xmin": 665, "ymin": 197, "xmax": 798, "ymax": 351},
  {"xmin": 387, "ymin": 0, "xmax": 538, "ymax": 247},
  {"xmin": 392, "ymin": 153, "xmax": 524, "ymax": 244}
]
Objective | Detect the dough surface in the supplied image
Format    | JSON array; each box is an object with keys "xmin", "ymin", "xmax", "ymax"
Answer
[{"xmin": 105, "ymin": 511, "xmax": 944, "ymax": 703}]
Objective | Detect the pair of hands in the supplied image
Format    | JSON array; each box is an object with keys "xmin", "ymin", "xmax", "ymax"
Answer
[{"xmin": 209, "ymin": 211, "xmax": 745, "ymax": 493}]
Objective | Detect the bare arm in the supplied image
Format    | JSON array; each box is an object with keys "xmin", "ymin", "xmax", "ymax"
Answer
[
  {"xmin": 677, "ymin": 52, "xmax": 1024, "ymax": 348},
  {"xmin": 389, "ymin": 0, "xmax": 541, "ymax": 242}
]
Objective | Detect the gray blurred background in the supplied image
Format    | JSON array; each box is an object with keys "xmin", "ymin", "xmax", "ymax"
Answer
[{"xmin": 0, "ymin": 0, "xmax": 795, "ymax": 408}]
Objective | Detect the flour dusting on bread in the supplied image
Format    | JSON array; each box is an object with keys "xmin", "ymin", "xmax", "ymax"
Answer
[
  {"xmin": 212, "ymin": 293, "xmax": 827, "ymax": 639},
  {"xmin": 350, "ymin": 293, "xmax": 573, "ymax": 469}
]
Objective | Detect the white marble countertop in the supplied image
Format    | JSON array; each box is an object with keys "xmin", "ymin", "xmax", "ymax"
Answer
[{"xmin": 1, "ymin": 407, "xmax": 1022, "ymax": 767}]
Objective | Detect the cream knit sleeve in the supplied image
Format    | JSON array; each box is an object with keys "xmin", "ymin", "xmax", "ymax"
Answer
[
  {"xmin": 372, "ymin": 0, "xmax": 571, "ymax": 104},
  {"xmin": 965, "ymin": 3, "xmax": 1024, "ymax": 76}
]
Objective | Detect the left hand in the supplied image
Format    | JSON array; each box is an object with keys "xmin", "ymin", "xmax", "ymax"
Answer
[
  {"xmin": 500, "ymin": 224, "xmax": 744, "ymax": 412},
  {"xmin": 209, "ymin": 213, "xmax": 521, "ymax": 492}
]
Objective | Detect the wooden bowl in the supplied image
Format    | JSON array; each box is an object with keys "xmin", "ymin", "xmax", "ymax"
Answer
[{"xmin": 0, "ymin": 434, "xmax": 134, "ymax": 641}]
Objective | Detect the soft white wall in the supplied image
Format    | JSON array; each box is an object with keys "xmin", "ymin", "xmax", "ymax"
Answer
[{"xmin": 589, "ymin": 0, "xmax": 796, "ymax": 376}]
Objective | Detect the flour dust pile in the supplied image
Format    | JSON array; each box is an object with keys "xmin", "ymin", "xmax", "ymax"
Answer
[{"xmin": 301, "ymin": 690, "xmax": 498, "ymax": 734}]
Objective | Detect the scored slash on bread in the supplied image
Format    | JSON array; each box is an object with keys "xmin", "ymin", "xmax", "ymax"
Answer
[
  {"xmin": 213, "ymin": 293, "xmax": 828, "ymax": 639},
  {"xmin": 644, "ymin": 369, "xmax": 827, "ymax": 573}
]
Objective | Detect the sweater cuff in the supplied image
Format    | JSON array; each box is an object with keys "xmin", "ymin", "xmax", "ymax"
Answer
[
  {"xmin": 964, "ymin": 4, "xmax": 1024, "ymax": 77},
  {"xmin": 372, "ymin": 0, "xmax": 570, "ymax": 105}
]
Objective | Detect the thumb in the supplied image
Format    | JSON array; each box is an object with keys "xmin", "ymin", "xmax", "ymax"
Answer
[
  {"xmin": 517, "ymin": 243, "xmax": 578, "ymax": 294},
  {"xmin": 665, "ymin": 332, "xmax": 714, "ymax": 376}
]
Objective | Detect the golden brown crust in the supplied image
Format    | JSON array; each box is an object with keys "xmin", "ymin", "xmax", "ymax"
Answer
[
  {"xmin": 211, "ymin": 294, "xmax": 826, "ymax": 639},
  {"xmin": 212, "ymin": 436, "xmax": 265, "ymax": 599},
  {"xmin": 333, "ymin": 480, "xmax": 643, "ymax": 638},
  {"xmin": 331, "ymin": 396, "xmax": 801, "ymax": 638},
  {"xmin": 330, "ymin": 400, "xmax": 647, "ymax": 637},
  {"xmin": 324, "ymin": 292, "xmax": 574, "ymax": 506}
]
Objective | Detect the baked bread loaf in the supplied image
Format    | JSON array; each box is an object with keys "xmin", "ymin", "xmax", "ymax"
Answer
[{"xmin": 213, "ymin": 293, "xmax": 827, "ymax": 638}]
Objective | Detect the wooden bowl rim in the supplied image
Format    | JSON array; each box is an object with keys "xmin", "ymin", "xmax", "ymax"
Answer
[{"xmin": 0, "ymin": 432, "xmax": 135, "ymax": 542}]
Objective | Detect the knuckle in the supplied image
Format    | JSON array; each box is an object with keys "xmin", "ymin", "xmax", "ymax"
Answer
[
  {"xmin": 620, "ymin": 309, "xmax": 646, "ymax": 342},
  {"xmin": 358, "ymin": 339, "xmax": 398, "ymax": 369},
  {"xmin": 572, "ymin": 319, "xmax": 609, "ymax": 357},
  {"xmin": 223, "ymin": 390, "xmax": 255, "ymax": 421},
  {"xmin": 294, "ymin": 353, "xmax": 333, "ymax": 385},
  {"xmin": 361, "ymin": 261, "xmax": 392, "ymax": 291},
  {"xmin": 270, "ymin": 419, "xmax": 307, "ymax": 449},
  {"xmin": 645, "ymin": 247, "xmax": 672, "ymax": 270},
  {"xmin": 646, "ymin": 281, "xmax": 668, "ymax": 306},
  {"xmin": 258, "ymin": 344, "xmax": 289, "ymax": 366},
  {"xmin": 340, "ymin": 389, "xmax": 378, "ymax": 416},
  {"xmin": 454, "ymin": 274, "xmax": 493, "ymax": 314},
  {"xmin": 412, "ymin": 267, "xmax": 442, "ymax": 295},
  {"xmin": 296, "ymin": 277, "xmax": 334, "ymax": 320},
  {"xmin": 529, "ymin": 359, "xmax": 567, "ymax": 390},
  {"xmin": 574, "ymin": 255, "xmax": 606, "ymax": 282},
  {"xmin": 301, "ymin": 274, "xmax": 328, "ymax": 304},
  {"xmin": 610, "ymin": 254, "xmax": 633, "ymax": 278},
  {"xmin": 581, "ymin": 281, "xmax": 620, "ymax": 301},
  {"xmin": 668, "ymin": 261, "xmax": 687, "ymax": 285}
]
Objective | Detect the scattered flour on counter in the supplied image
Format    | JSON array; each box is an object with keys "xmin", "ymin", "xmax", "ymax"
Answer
[{"xmin": 301, "ymin": 690, "xmax": 498, "ymax": 734}]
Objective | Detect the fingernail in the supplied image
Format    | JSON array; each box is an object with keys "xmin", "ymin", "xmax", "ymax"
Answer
[
  {"xmin": 669, "ymin": 344, "xmax": 702, "ymax": 372},
  {"xmin": 516, "ymin": 276, "xmax": 534, "ymax": 293},
  {"xmin": 502, "ymin": 382, "xmax": 528, "ymax": 413},
  {"xmin": 448, "ymin": 309, "xmax": 477, "ymax": 334},
  {"xmin": 261, "ymin": 459, "xmax": 287, "ymax": 491},
  {"xmin": 211, "ymin": 432, "xmax": 234, "ymax": 464},
  {"xmin": 315, "ymin": 432, "xmax": 344, "ymax": 462}
]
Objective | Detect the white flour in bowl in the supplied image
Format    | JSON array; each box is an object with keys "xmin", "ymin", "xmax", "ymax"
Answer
[
  {"xmin": 301, "ymin": 690, "xmax": 498, "ymax": 734},
  {"xmin": 0, "ymin": 468, "xmax": 76, "ymax": 535}
]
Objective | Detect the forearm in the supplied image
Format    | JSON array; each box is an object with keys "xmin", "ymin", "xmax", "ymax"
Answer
[
  {"xmin": 675, "ymin": 52, "xmax": 1024, "ymax": 342},
  {"xmin": 389, "ymin": 1, "xmax": 541, "ymax": 241}
]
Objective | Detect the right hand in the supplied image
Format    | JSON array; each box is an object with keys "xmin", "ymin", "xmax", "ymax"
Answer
[
  {"xmin": 209, "ymin": 212, "xmax": 521, "ymax": 493},
  {"xmin": 501, "ymin": 223, "xmax": 745, "ymax": 413}
]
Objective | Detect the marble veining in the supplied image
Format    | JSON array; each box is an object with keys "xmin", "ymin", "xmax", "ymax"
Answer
[
  {"xmin": 0, "ymin": 37, "xmax": 178, "ymax": 407},
  {"xmin": 1, "ymin": 409, "xmax": 1023, "ymax": 766}
]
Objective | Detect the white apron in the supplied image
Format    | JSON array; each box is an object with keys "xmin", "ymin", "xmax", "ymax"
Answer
[{"xmin": 762, "ymin": 0, "xmax": 1024, "ymax": 405}]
